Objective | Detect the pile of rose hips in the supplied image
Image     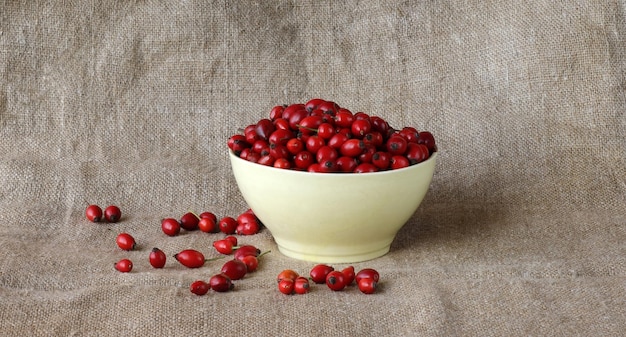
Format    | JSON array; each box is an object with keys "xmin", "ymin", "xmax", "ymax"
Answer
[
  {"xmin": 87, "ymin": 204, "xmax": 269, "ymax": 294},
  {"xmin": 277, "ymin": 264, "xmax": 379, "ymax": 295},
  {"xmin": 227, "ymin": 98, "xmax": 436, "ymax": 173}
]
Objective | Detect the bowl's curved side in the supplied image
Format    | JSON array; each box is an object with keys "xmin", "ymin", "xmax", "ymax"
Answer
[{"xmin": 229, "ymin": 151, "xmax": 437, "ymax": 263}]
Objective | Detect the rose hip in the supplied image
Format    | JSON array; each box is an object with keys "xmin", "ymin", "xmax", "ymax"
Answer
[
  {"xmin": 85, "ymin": 205, "xmax": 103, "ymax": 222},
  {"xmin": 218, "ymin": 216, "xmax": 238, "ymax": 234},
  {"xmin": 149, "ymin": 247, "xmax": 167, "ymax": 268},
  {"xmin": 325, "ymin": 270, "xmax": 347, "ymax": 291},
  {"xmin": 114, "ymin": 259, "xmax": 133, "ymax": 273},
  {"xmin": 173, "ymin": 249, "xmax": 207, "ymax": 268},
  {"xmin": 104, "ymin": 205, "xmax": 122, "ymax": 223},
  {"xmin": 116, "ymin": 233, "xmax": 136, "ymax": 251},
  {"xmin": 180, "ymin": 212, "xmax": 199, "ymax": 231},
  {"xmin": 294, "ymin": 276, "xmax": 310, "ymax": 294},
  {"xmin": 209, "ymin": 273, "xmax": 234, "ymax": 292},
  {"xmin": 310, "ymin": 264, "xmax": 334, "ymax": 284},
  {"xmin": 190, "ymin": 280, "xmax": 210, "ymax": 296},
  {"xmin": 161, "ymin": 218, "xmax": 181, "ymax": 236},
  {"xmin": 221, "ymin": 259, "xmax": 248, "ymax": 280}
]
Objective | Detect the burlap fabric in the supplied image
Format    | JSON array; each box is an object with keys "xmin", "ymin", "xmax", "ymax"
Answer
[{"xmin": 1, "ymin": 1, "xmax": 624, "ymax": 336}]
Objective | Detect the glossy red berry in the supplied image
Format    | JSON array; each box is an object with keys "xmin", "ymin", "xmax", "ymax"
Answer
[
  {"xmin": 116, "ymin": 233, "xmax": 136, "ymax": 251},
  {"xmin": 85, "ymin": 205, "xmax": 103, "ymax": 222},
  {"xmin": 278, "ymin": 279, "xmax": 295, "ymax": 295},
  {"xmin": 221, "ymin": 259, "xmax": 248, "ymax": 280},
  {"xmin": 293, "ymin": 151, "xmax": 315, "ymax": 170},
  {"xmin": 357, "ymin": 277, "xmax": 377, "ymax": 294},
  {"xmin": 213, "ymin": 239, "xmax": 237, "ymax": 255},
  {"xmin": 341, "ymin": 266, "xmax": 356, "ymax": 286},
  {"xmin": 294, "ymin": 276, "xmax": 310, "ymax": 294},
  {"xmin": 240, "ymin": 255, "xmax": 259, "ymax": 272},
  {"xmin": 406, "ymin": 143, "xmax": 430, "ymax": 164},
  {"xmin": 351, "ymin": 118, "xmax": 372, "ymax": 138},
  {"xmin": 390, "ymin": 155, "xmax": 410, "ymax": 170},
  {"xmin": 336, "ymin": 156, "xmax": 358, "ymax": 172},
  {"xmin": 236, "ymin": 212, "xmax": 261, "ymax": 235},
  {"xmin": 340, "ymin": 139, "xmax": 366, "ymax": 157},
  {"xmin": 180, "ymin": 212, "xmax": 199, "ymax": 231},
  {"xmin": 269, "ymin": 105, "xmax": 285, "ymax": 120},
  {"xmin": 255, "ymin": 118, "xmax": 275, "ymax": 141},
  {"xmin": 386, "ymin": 135, "xmax": 408, "ymax": 155},
  {"xmin": 354, "ymin": 163, "xmax": 378, "ymax": 173},
  {"xmin": 418, "ymin": 131, "xmax": 436, "ymax": 152},
  {"xmin": 310, "ymin": 264, "xmax": 334, "ymax": 284},
  {"xmin": 190, "ymin": 280, "xmax": 210, "ymax": 296},
  {"xmin": 198, "ymin": 216, "xmax": 218, "ymax": 233},
  {"xmin": 286, "ymin": 137, "xmax": 304, "ymax": 155},
  {"xmin": 161, "ymin": 218, "xmax": 181, "ymax": 236},
  {"xmin": 233, "ymin": 245, "xmax": 261, "ymax": 260},
  {"xmin": 228, "ymin": 134, "xmax": 250, "ymax": 155},
  {"xmin": 209, "ymin": 273, "xmax": 234, "ymax": 292},
  {"xmin": 355, "ymin": 268, "xmax": 380, "ymax": 283},
  {"xmin": 173, "ymin": 249, "xmax": 206, "ymax": 268},
  {"xmin": 104, "ymin": 205, "xmax": 122, "ymax": 223},
  {"xmin": 218, "ymin": 216, "xmax": 238, "ymax": 234},
  {"xmin": 149, "ymin": 247, "xmax": 167, "ymax": 268},
  {"xmin": 199, "ymin": 211, "xmax": 217, "ymax": 222},
  {"xmin": 325, "ymin": 270, "xmax": 347, "ymax": 291},
  {"xmin": 371, "ymin": 151, "xmax": 391, "ymax": 170},
  {"xmin": 114, "ymin": 259, "xmax": 133, "ymax": 273},
  {"xmin": 277, "ymin": 269, "xmax": 299, "ymax": 283}
]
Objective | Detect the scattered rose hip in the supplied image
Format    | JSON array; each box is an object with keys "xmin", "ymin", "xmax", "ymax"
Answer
[
  {"xmin": 190, "ymin": 280, "xmax": 210, "ymax": 296},
  {"xmin": 104, "ymin": 205, "xmax": 122, "ymax": 223},
  {"xmin": 173, "ymin": 249, "xmax": 222, "ymax": 268},
  {"xmin": 149, "ymin": 247, "xmax": 167, "ymax": 268},
  {"xmin": 228, "ymin": 99, "xmax": 437, "ymax": 173},
  {"xmin": 115, "ymin": 233, "xmax": 136, "ymax": 251},
  {"xmin": 114, "ymin": 258, "xmax": 133, "ymax": 273},
  {"xmin": 85, "ymin": 205, "xmax": 103, "ymax": 222}
]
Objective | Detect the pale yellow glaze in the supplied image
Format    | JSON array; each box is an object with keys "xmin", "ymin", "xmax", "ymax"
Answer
[{"xmin": 229, "ymin": 150, "xmax": 437, "ymax": 263}]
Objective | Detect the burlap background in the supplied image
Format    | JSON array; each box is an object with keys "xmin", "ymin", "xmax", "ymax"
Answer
[{"xmin": 1, "ymin": 1, "xmax": 624, "ymax": 336}]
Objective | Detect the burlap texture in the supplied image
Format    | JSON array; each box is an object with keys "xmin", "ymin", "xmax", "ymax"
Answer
[{"xmin": 1, "ymin": 1, "xmax": 624, "ymax": 336}]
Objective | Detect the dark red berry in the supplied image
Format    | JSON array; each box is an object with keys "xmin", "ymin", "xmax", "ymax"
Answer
[
  {"xmin": 114, "ymin": 259, "xmax": 133, "ymax": 273},
  {"xmin": 341, "ymin": 266, "xmax": 356, "ymax": 286},
  {"xmin": 326, "ymin": 270, "xmax": 347, "ymax": 291},
  {"xmin": 104, "ymin": 205, "xmax": 122, "ymax": 223},
  {"xmin": 221, "ymin": 259, "xmax": 248, "ymax": 280},
  {"xmin": 161, "ymin": 218, "xmax": 181, "ymax": 236},
  {"xmin": 218, "ymin": 216, "xmax": 238, "ymax": 234},
  {"xmin": 294, "ymin": 276, "xmax": 310, "ymax": 294},
  {"xmin": 277, "ymin": 269, "xmax": 299, "ymax": 283},
  {"xmin": 180, "ymin": 212, "xmax": 199, "ymax": 231},
  {"xmin": 149, "ymin": 247, "xmax": 167, "ymax": 268},
  {"xmin": 116, "ymin": 233, "xmax": 136, "ymax": 251},
  {"xmin": 190, "ymin": 280, "xmax": 210, "ymax": 296},
  {"xmin": 278, "ymin": 279, "xmax": 295, "ymax": 295},
  {"xmin": 357, "ymin": 277, "xmax": 377, "ymax": 294},
  {"xmin": 173, "ymin": 249, "xmax": 206, "ymax": 268},
  {"xmin": 85, "ymin": 205, "xmax": 103, "ymax": 222},
  {"xmin": 209, "ymin": 273, "xmax": 234, "ymax": 292},
  {"xmin": 355, "ymin": 268, "xmax": 380, "ymax": 283},
  {"xmin": 310, "ymin": 264, "xmax": 334, "ymax": 284}
]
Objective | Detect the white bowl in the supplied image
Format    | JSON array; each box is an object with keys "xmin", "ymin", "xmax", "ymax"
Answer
[{"xmin": 229, "ymin": 150, "xmax": 437, "ymax": 263}]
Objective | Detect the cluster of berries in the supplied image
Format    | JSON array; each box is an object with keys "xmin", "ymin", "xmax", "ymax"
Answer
[
  {"xmin": 277, "ymin": 264, "xmax": 379, "ymax": 295},
  {"xmin": 228, "ymin": 98, "xmax": 436, "ymax": 173}
]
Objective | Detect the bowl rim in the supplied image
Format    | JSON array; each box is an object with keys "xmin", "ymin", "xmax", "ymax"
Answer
[{"xmin": 229, "ymin": 149, "xmax": 438, "ymax": 178}]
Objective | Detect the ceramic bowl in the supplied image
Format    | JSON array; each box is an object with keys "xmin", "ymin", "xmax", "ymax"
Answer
[{"xmin": 228, "ymin": 150, "xmax": 437, "ymax": 263}]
